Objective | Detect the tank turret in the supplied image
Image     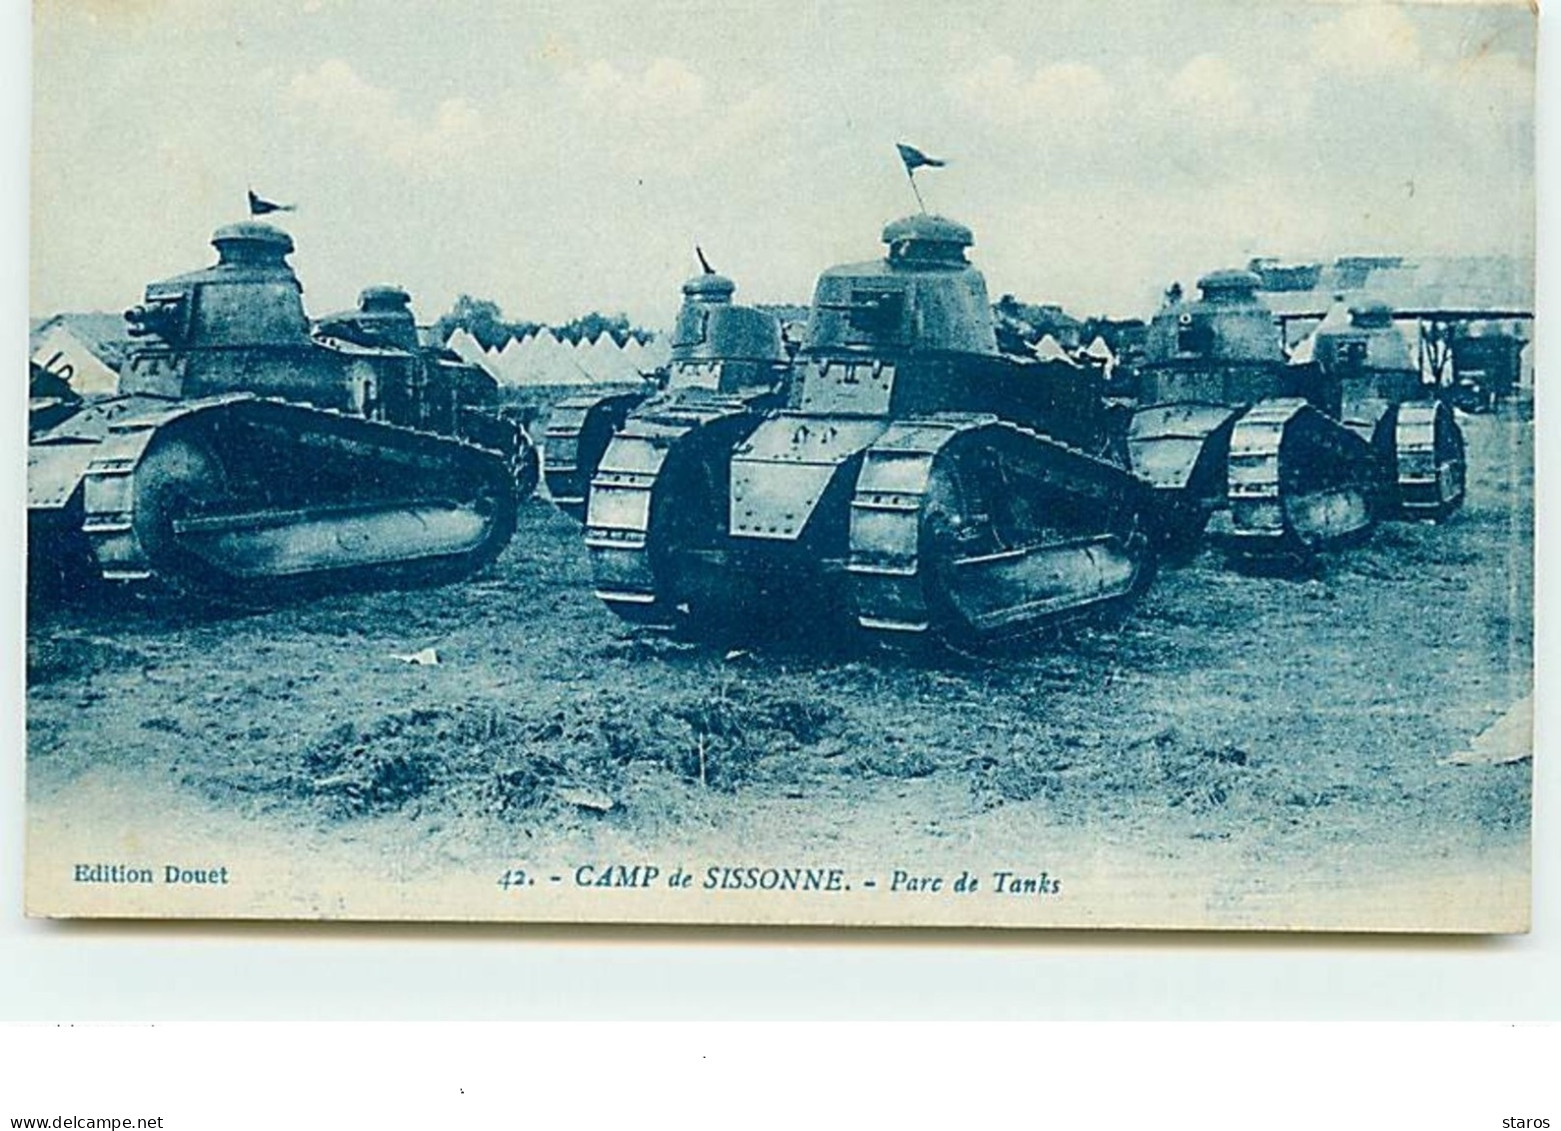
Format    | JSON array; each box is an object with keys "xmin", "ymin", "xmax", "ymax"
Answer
[
  {"xmin": 315, "ymin": 285, "xmax": 422, "ymax": 353},
  {"xmin": 1145, "ymin": 270, "xmax": 1282, "ymax": 366},
  {"xmin": 125, "ymin": 222, "xmax": 312, "ymax": 352},
  {"xmin": 544, "ymin": 263, "xmax": 786, "ymax": 521},
  {"xmin": 804, "ymin": 213, "xmax": 998, "ymax": 357},
  {"xmin": 671, "ymin": 271, "xmax": 786, "ymax": 367},
  {"xmin": 1313, "ymin": 300, "xmax": 1417, "ymax": 378}
]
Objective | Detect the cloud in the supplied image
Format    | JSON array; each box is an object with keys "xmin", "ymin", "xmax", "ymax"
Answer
[
  {"xmin": 1163, "ymin": 53, "xmax": 1310, "ymax": 134},
  {"xmin": 561, "ymin": 56, "xmax": 706, "ymax": 118},
  {"xmin": 705, "ymin": 84, "xmax": 784, "ymax": 153},
  {"xmin": 1168, "ymin": 54, "xmax": 1244, "ymax": 116},
  {"xmin": 286, "ymin": 59, "xmax": 489, "ymax": 170},
  {"xmin": 949, "ymin": 56, "xmax": 1113, "ymax": 123},
  {"xmin": 1309, "ymin": 5, "xmax": 1421, "ymax": 75},
  {"xmin": 289, "ymin": 58, "xmax": 393, "ymax": 117}
]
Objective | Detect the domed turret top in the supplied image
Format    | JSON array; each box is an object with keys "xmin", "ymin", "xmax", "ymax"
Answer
[
  {"xmin": 359, "ymin": 285, "xmax": 413, "ymax": 312},
  {"xmin": 882, "ymin": 214, "xmax": 974, "ymax": 266},
  {"xmin": 210, "ymin": 222, "xmax": 295, "ymax": 266},
  {"xmin": 1348, "ymin": 300, "xmax": 1395, "ymax": 328},
  {"xmin": 682, "ymin": 272, "xmax": 737, "ymax": 304},
  {"xmin": 1196, "ymin": 269, "xmax": 1263, "ymax": 301}
]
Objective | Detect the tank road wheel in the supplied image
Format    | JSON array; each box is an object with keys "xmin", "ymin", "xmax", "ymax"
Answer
[
  {"xmin": 927, "ymin": 436, "xmax": 1153, "ymax": 645},
  {"xmin": 919, "ymin": 444, "xmax": 1012, "ymax": 645},
  {"xmin": 120, "ymin": 409, "xmax": 517, "ymax": 604},
  {"xmin": 132, "ymin": 433, "xmax": 230, "ymax": 558},
  {"xmin": 125, "ymin": 429, "xmax": 236, "ymax": 596}
]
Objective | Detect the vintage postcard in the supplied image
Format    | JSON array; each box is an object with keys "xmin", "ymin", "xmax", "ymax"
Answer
[{"xmin": 24, "ymin": 0, "xmax": 1534, "ymax": 930}]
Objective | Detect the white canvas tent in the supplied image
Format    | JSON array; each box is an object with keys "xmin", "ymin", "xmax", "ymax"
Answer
[
  {"xmin": 445, "ymin": 327, "xmax": 487, "ymax": 366},
  {"xmin": 31, "ymin": 323, "xmax": 120, "ymax": 395},
  {"xmin": 583, "ymin": 333, "xmax": 644, "ymax": 383},
  {"xmin": 1083, "ymin": 335, "xmax": 1114, "ymax": 363},
  {"xmin": 521, "ymin": 331, "xmax": 594, "ymax": 386},
  {"xmin": 1034, "ymin": 334, "xmax": 1078, "ymax": 365},
  {"xmin": 493, "ymin": 336, "xmax": 530, "ymax": 386},
  {"xmin": 620, "ymin": 336, "xmax": 647, "ymax": 371},
  {"xmin": 640, "ymin": 334, "xmax": 673, "ymax": 369}
]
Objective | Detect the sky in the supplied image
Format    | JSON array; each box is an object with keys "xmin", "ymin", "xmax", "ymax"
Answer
[{"xmin": 29, "ymin": 0, "xmax": 1537, "ymax": 328}]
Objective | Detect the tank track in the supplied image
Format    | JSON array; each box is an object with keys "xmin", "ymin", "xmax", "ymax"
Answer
[
  {"xmin": 1219, "ymin": 398, "xmax": 1375, "ymax": 556},
  {"xmin": 847, "ymin": 414, "xmax": 1154, "ymax": 644},
  {"xmin": 79, "ymin": 394, "xmax": 516, "ymax": 601},
  {"xmin": 583, "ymin": 396, "xmax": 754, "ymax": 624},
  {"xmin": 543, "ymin": 392, "xmax": 647, "ymax": 520},
  {"xmin": 1124, "ymin": 401, "xmax": 1243, "ymax": 553},
  {"xmin": 1393, "ymin": 401, "xmax": 1466, "ymax": 519}
]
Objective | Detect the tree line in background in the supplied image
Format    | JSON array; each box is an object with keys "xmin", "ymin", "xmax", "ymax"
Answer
[{"xmin": 433, "ymin": 295, "xmax": 656, "ymax": 351}]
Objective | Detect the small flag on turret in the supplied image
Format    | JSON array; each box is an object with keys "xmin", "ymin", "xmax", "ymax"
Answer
[
  {"xmin": 895, "ymin": 143, "xmax": 946, "ymax": 173},
  {"xmin": 248, "ymin": 189, "xmax": 296, "ymax": 216}
]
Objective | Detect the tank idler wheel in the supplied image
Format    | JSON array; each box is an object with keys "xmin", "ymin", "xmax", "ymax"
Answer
[{"xmin": 131, "ymin": 432, "xmax": 233, "ymax": 570}]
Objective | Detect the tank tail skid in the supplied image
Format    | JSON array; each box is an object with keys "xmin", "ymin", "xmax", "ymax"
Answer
[
  {"xmin": 847, "ymin": 416, "xmax": 1156, "ymax": 645},
  {"xmin": 542, "ymin": 392, "xmax": 648, "ymax": 520},
  {"xmin": 1214, "ymin": 398, "xmax": 1375, "ymax": 557},
  {"xmin": 77, "ymin": 394, "xmax": 515, "ymax": 601}
]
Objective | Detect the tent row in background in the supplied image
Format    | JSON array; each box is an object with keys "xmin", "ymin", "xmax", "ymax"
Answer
[
  {"xmin": 27, "ymin": 313, "xmax": 1121, "ymax": 398},
  {"xmin": 444, "ymin": 327, "xmax": 672, "ymax": 388}
]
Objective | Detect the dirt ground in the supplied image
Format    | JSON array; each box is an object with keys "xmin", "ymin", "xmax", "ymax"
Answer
[{"xmin": 24, "ymin": 409, "xmax": 1533, "ymax": 929}]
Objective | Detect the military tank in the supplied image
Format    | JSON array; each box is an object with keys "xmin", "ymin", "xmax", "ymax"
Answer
[
  {"xmin": 1311, "ymin": 300, "xmax": 1465, "ymax": 519},
  {"xmin": 314, "ymin": 284, "xmax": 540, "ymax": 499},
  {"xmin": 543, "ymin": 263, "xmax": 787, "ymax": 520},
  {"xmin": 584, "ymin": 213, "xmax": 1155, "ymax": 647},
  {"xmin": 1127, "ymin": 270, "xmax": 1376, "ymax": 558},
  {"xmin": 28, "ymin": 222, "xmax": 516, "ymax": 602}
]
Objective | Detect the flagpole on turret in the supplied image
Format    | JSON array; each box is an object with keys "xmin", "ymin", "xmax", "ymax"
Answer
[
  {"xmin": 248, "ymin": 188, "xmax": 296, "ymax": 216},
  {"xmin": 895, "ymin": 143, "xmax": 946, "ymax": 214}
]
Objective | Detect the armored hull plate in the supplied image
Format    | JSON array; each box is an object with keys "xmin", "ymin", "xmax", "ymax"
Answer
[{"xmin": 1125, "ymin": 402, "xmax": 1243, "ymax": 551}]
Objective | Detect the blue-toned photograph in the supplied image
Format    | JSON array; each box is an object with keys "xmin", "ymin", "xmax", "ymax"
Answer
[{"xmin": 24, "ymin": 0, "xmax": 1534, "ymax": 930}]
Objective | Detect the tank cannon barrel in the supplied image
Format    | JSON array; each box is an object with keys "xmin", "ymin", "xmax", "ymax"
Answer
[{"xmin": 124, "ymin": 297, "xmax": 184, "ymax": 342}]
